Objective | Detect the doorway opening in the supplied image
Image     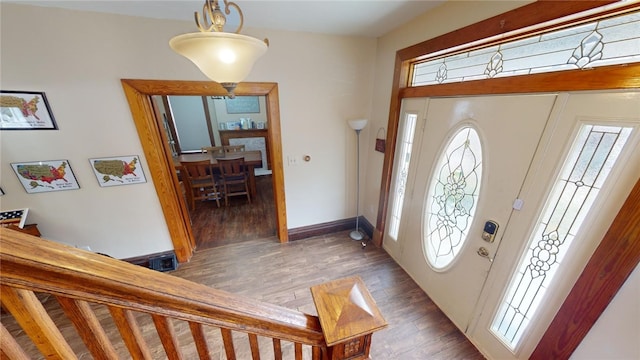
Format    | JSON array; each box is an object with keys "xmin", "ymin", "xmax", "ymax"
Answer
[
  {"xmin": 152, "ymin": 94, "xmax": 275, "ymax": 249},
  {"xmin": 122, "ymin": 80, "xmax": 288, "ymax": 263}
]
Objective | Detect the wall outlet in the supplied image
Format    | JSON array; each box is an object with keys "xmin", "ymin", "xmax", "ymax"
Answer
[{"xmin": 287, "ymin": 155, "xmax": 298, "ymax": 166}]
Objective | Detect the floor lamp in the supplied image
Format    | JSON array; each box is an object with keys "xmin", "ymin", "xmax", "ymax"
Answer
[{"xmin": 348, "ymin": 119, "xmax": 368, "ymax": 241}]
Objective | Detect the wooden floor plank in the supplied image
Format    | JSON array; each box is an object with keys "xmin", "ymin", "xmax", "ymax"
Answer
[{"xmin": 170, "ymin": 232, "xmax": 484, "ymax": 359}]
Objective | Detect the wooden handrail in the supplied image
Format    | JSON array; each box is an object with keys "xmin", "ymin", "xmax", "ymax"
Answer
[
  {"xmin": 2, "ymin": 228, "xmax": 386, "ymax": 359},
  {"xmin": 1, "ymin": 228, "xmax": 326, "ymax": 359}
]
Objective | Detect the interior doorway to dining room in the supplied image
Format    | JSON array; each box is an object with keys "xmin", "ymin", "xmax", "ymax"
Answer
[{"xmin": 152, "ymin": 94, "xmax": 277, "ymax": 249}]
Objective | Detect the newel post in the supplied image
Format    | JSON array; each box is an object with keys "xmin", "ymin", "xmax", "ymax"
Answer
[{"xmin": 310, "ymin": 276, "xmax": 388, "ymax": 360}]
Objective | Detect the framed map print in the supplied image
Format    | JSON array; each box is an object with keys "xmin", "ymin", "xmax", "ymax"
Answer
[
  {"xmin": 89, "ymin": 155, "xmax": 146, "ymax": 187},
  {"xmin": 11, "ymin": 160, "xmax": 80, "ymax": 193},
  {"xmin": 0, "ymin": 91, "xmax": 58, "ymax": 130}
]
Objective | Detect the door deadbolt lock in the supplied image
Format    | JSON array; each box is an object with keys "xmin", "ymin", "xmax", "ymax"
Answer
[
  {"xmin": 477, "ymin": 247, "xmax": 493, "ymax": 262},
  {"xmin": 482, "ymin": 220, "xmax": 499, "ymax": 243}
]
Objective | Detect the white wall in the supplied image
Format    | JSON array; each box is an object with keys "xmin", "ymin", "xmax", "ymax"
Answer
[
  {"xmin": 0, "ymin": 3, "xmax": 375, "ymax": 257},
  {"xmin": 571, "ymin": 264, "xmax": 640, "ymax": 359}
]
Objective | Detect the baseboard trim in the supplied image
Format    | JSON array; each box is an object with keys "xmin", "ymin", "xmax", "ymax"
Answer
[
  {"xmin": 288, "ymin": 216, "xmax": 373, "ymax": 241},
  {"xmin": 122, "ymin": 218, "xmax": 373, "ymax": 265}
]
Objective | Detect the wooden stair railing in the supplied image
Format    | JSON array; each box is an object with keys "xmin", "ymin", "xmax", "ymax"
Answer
[{"xmin": 0, "ymin": 228, "xmax": 386, "ymax": 360}]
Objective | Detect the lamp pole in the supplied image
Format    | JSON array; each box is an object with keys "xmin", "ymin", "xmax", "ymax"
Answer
[{"xmin": 350, "ymin": 127, "xmax": 363, "ymax": 241}]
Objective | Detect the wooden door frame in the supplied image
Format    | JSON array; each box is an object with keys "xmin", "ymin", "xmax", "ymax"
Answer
[
  {"xmin": 122, "ymin": 80, "xmax": 287, "ymax": 263},
  {"xmin": 374, "ymin": 1, "xmax": 640, "ymax": 357}
]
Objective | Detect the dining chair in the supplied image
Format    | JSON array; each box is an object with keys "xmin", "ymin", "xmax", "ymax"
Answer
[
  {"xmin": 180, "ymin": 159, "xmax": 221, "ymax": 209},
  {"xmin": 201, "ymin": 146, "xmax": 225, "ymax": 157},
  {"xmin": 224, "ymin": 145, "xmax": 245, "ymax": 153},
  {"xmin": 217, "ymin": 157, "xmax": 251, "ymax": 206}
]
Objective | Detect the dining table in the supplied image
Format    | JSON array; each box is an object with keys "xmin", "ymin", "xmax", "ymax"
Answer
[{"xmin": 174, "ymin": 150, "xmax": 263, "ymax": 197}]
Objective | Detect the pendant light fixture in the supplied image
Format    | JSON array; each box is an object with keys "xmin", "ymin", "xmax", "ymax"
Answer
[{"xmin": 170, "ymin": 0, "xmax": 269, "ymax": 97}]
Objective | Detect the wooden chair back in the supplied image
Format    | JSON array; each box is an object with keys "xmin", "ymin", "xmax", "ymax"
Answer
[
  {"xmin": 201, "ymin": 146, "xmax": 224, "ymax": 156},
  {"xmin": 224, "ymin": 145, "xmax": 245, "ymax": 153},
  {"xmin": 217, "ymin": 157, "xmax": 250, "ymax": 205},
  {"xmin": 180, "ymin": 160, "xmax": 220, "ymax": 209}
]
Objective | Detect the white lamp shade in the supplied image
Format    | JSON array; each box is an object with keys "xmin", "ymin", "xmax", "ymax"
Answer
[
  {"xmin": 348, "ymin": 119, "xmax": 368, "ymax": 131},
  {"xmin": 170, "ymin": 32, "xmax": 268, "ymax": 84}
]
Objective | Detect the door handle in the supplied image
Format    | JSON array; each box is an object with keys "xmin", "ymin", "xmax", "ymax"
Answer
[{"xmin": 477, "ymin": 247, "xmax": 493, "ymax": 262}]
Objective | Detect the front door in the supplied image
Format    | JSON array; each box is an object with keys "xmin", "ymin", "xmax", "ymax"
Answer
[
  {"xmin": 388, "ymin": 91, "xmax": 640, "ymax": 359},
  {"xmin": 395, "ymin": 94, "xmax": 557, "ymax": 332}
]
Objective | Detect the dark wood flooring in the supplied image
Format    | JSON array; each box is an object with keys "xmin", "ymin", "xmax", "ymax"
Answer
[
  {"xmin": 174, "ymin": 232, "xmax": 485, "ymax": 359},
  {"xmin": 189, "ymin": 174, "xmax": 276, "ymax": 249},
  {"xmin": 183, "ymin": 175, "xmax": 484, "ymax": 358}
]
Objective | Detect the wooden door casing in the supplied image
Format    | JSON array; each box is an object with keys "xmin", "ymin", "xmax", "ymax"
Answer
[{"xmin": 122, "ymin": 80, "xmax": 287, "ymax": 263}]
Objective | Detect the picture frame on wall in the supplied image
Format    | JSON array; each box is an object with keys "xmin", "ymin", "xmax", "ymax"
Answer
[
  {"xmin": 0, "ymin": 208, "xmax": 29, "ymax": 228},
  {"xmin": 89, "ymin": 155, "xmax": 147, "ymax": 187},
  {"xmin": 0, "ymin": 90, "xmax": 58, "ymax": 130},
  {"xmin": 11, "ymin": 160, "xmax": 80, "ymax": 193},
  {"xmin": 225, "ymin": 96, "xmax": 260, "ymax": 114}
]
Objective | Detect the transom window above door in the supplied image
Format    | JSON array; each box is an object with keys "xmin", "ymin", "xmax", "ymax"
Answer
[{"xmin": 411, "ymin": 11, "xmax": 640, "ymax": 87}]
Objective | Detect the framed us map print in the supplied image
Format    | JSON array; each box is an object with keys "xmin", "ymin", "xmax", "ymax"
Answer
[
  {"xmin": 89, "ymin": 155, "xmax": 147, "ymax": 187},
  {"xmin": 11, "ymin": 160, "xmax": 80, "ymax": 193}
]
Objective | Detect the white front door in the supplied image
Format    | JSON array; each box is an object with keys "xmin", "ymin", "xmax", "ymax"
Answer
[
  {"xmin": 386, "ymin": 91, "xmax": 640, "ymax": 359},
  {"xmin": 394, "ymin": 94, "xmax": 557, "ymax": 330}
]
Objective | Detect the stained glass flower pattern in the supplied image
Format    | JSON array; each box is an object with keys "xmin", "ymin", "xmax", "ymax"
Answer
[
  {"xmin": 491, "ymin": 125, "xmax": 633, "ymax": 348},
  {"xmin": 568, "ymin": 31, "xmax": 604, "ymax": 68},
  {"xmin": 412, "ymin": 11, "xmax": 639, "ymax": 86},
  {"xmin": 424, "ymin": 127, "xmax": 482, "ymax": 269}
]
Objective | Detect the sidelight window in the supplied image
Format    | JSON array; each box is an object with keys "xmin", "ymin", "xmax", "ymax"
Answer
[
  {"xmin": 388, "ymin": 112, "xmax": 418, "ymax": 241},
  {"xmin": 490, "ymin": 124, "xmax": 633, "ymax": 349}
]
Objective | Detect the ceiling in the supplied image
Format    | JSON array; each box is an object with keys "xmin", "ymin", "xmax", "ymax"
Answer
[{"xmin": 6, "ymin": 0, "xmax": 445, "ymax": 38}]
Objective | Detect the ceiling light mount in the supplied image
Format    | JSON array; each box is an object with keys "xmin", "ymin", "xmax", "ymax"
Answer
[
  {"xmin": 170, "ymin": 0, "xmax": 268, "ymax": 98},
  {"xmin": 196, "ymin": 0, "xmax": 243, "ymax": 33}
]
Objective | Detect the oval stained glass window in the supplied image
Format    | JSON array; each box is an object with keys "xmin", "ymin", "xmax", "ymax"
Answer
[{"xmin": 424, "ymin": 126, "xmax": 483, "ymax": 269}]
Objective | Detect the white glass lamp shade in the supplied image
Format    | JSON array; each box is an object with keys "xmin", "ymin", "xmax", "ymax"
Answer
[
  {"xmin": 170, "ymin": 32, "xmax": 268, "ymax": 84},
  {"xmin": 348, "ymin": 119, "xmax": 368, "ymax": 131}
]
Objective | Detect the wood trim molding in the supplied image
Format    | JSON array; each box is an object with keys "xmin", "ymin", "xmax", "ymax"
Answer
[
  {"xmin": 121, "ymin": 80, "xmax": 288, "ymax": 263},
  {"xmin": 288, "ymin": 216, "xmax": 373, "ymax": 242},
  {"xmin": 375, "ymin": 0, "xmax": 640, "ymax": 357},
  {"xmin": 121, "ymin": 80, "xmax": 195, "ymax": 262}
]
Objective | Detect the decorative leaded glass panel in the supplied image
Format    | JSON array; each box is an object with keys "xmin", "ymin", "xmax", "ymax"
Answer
[
  {"xmin": 412, "ymin": 11, "xmax": 640, "ymax": 87},
  {"xmin": 490, "ymin": 124, "xmax": 633, "ymax": 349},
  {"xmin": 424, "ymin": 127, "xmax": 482, "ymax": 269},
  {"xmin": 388, "ymin": 113, "xmax": 418, "ymax": 240}
]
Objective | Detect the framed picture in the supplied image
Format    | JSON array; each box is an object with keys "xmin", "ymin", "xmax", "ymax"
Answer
[
  {"xmin": 225, "ymin": 96, "xmax": 260, "ymax": 114},
  {"xmin": 0, "ymin": 208, "xmax": 29, "ymax": 228},
  {"xmin": 0, "ymin": 91, "xmax": 58, "ymax": 130},
  {"xmin": 11, "ymin": 160, "xmax": 80, "ymax": 193},
  {"xmin": 89, "ymin": 155, "xmax": 147, "ymax": 187}
]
